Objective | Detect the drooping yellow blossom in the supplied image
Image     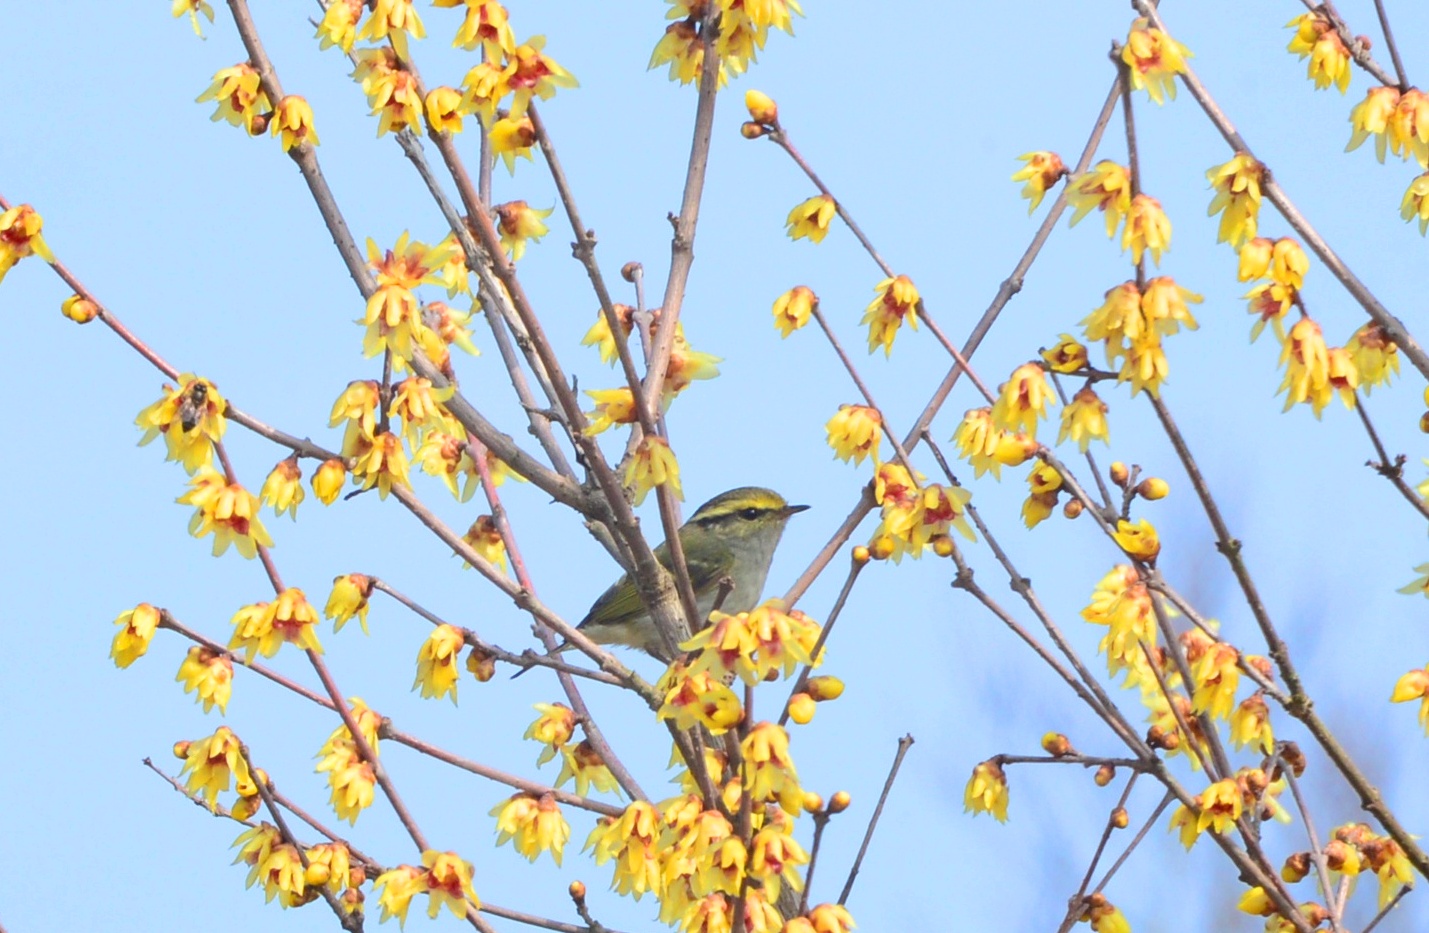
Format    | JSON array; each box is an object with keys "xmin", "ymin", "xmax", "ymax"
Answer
[
  {"xmin": 315, "ymin": 700, "xmax": 381, "ymax": 824},
  {"xmin": 172, "ymin": 0, "xmax": 214, "ymax": 36},
  {"xmin": 374, "ymin": 865, "xmax": 428, "ymax": 926},
  {"xmin": 364, "ymin": 59, "xmax": 424, "ymax": 137},
  {"xmin": 1278, "ymin": 317, "xmax": 1335, "ymax": 416},
  {"xmin": 196, "ymin": 64, "xmax": 270, "ymax": 134},
  {"xmin": 231, "ymin": 588, "xmax": 323, "ymax": 662},
  {"xmin": 1042, "ymin": 334, "xmax": 1089, "ymax": 373},
  {"xmin": 330, "ymin": 379, "xmax": 381, "ymax": 457},
  {"xmin": 1389, "ymin": 90, "xmax": 1429, "ymax": 167},
  {"xmin": 1190, "ymin": 641, "xmax": 1240, "ymax": 720},
  {"xmin": 491, "ymin": 792, "xmax": 571, "ymax": 865},
  {"xmin": 1122, "ymin": 194, "xmax": 1172, "ymax": 265},
  {"xmin": 1244, "ymin": 281, "xmax": 1296, "ymax": 344},
  {"xmin": 785, "ymin": 194, "xmax": 837, "ymax": 244},
  {"xmin": 1168, "ymin": 804, "xmax": 1201, "ymax": 850},
  {"xmin": 135, "ymin": 375, "xmax": 228, "ymax": 474},
  {"xmin": 1230, "ymin": 692, "xmax": 1274, "ymax": 753},
  {"xmin": 502, "ymin": 36, "xmax": 579, "ymax": 118},
  {"xmin": 350, "ymin": 431, "xmax": 411, "ymax": 499},
  {"xmin": 581, "ymin": 303, "xmax": 636, "ymax": 363},
  {"xmin": 390, "ymin": 376, "xmax": 456, "ymax": 446},
  {"xmin": 1121, "ymin": 17, "xmax": 1191, "ymax": 104},
  {"xmin": 555, "ymin": 740, "xmax": 620, "ymax": 798},
  {"xmin": 0, "ymin": 204, "xmax": 54, "ymax": 283},
  {"xmin": 461, "ymin": 515, "xmax": 508, "ymax": 571},
  {"xmin": 1325, "ymin": 346, "xmax": 1359, "ymax": 411},
  {"xmin": 1237, "ymin": 237, "xmax": 1274, "ymax": 282},
  {"xmin": 356, "ymin": 0, "xmax": 426, "ymax": 60},
  {"xmin": 583, "ymin": 388, "xmax": 639, "ymax": 436},
  {"xmin": 1021, "ymin": 469, "xmax": 1059, "ymax": 529},
  {"xmin": 657, "ymin": 662, "xmax": 743, "ymax": 734},
  {"xmin": 990, "ymin": 362, "xmax": 1055, "ymax": 437},
  {"xmin": 425, "ymin": 298, "xmax": 481, "ymax": 355},
  {"xmin": 495, "ymin": 200, "xmax": 554, "ymax": 260},
  {"xmin": 423, "ymin": 85, "xmax": 464, "ymax": 134},
  {"xmin": 825, "ymin": 404, "xmax": 883, "ymax": 466},
  {"xmin": 1082, "ymin": 278, "xmax": 1199, "ymax": 398},
  {"xmin": 315, "ymin": 0, "xmax": 364, "ymax": 53},
  {"xmin": 259, "ymin": 456, "xmax": 305, "ymax": 520},
  {"xmin": 748, "ymin": 818, "xmax": 809, "ymax": 902},
  {"xmin": 650, "ymin": 19, "xmax": 705, "ymax": 85},
  {"xmin": 312, "ymin": 458, "xmax": 347, "ymax": 505},
  {"xmin": 951, "ymin": 407, "xmax": 1037, "ymax": 479},
  {"xmin": 625, "ymin": 435, "xmax": 682, "ymax": 505},
  {"xmin": 1082, "ymin": 565, "xmax": 1158, "ymax": 680},
  {"xmin": 1206, "ymin": 154, "xmax": 1262, "ymax": 247},
  {"xmin": 1238, "ymin": 887, "xmax": 1274, "ymax": 917},
  {"xmin": 1397, "ymin": 563, "xmax": 1429, "ymax": 598},
  {"xmin": 862, "ymin": 274, "xmax": 920, "ymax": 356},
  {"xmin": 1268, "ymin": 238, "xmax": 1309, "ymax": 288},
  {"xmin": 1286, "ymin": 12, "xmax": 1351, "ymax": 93},
  {"xmin": 1347, "ymin": 86, "xmax": 1400, "ymax": 162},
  {"xmin": 964, "ymin": 759, "xmax": 1009, "ymax": 822},
  {"xmin": 179, "ymin": 468, "xmax": 273, "ymax": 559},
  {"xmin": 440, "ymin": 0, "xmax": 516, "ymax": 61},
  {"xmin": 1067, "ymin": 161, "xmax": 1133, "ymax": 237},
  {"xmin": 414, "ymin": 624, "xmax": 465, "ymax": 703},
  {"xmin": 1057, "ymin": 386, "xmax": 1110, "ymax": 452},
  {"xmin": 325, "ymin": 573, "xmax": 374, "ymax": 634},
  {"xmin": 742, "ymin": 721, "xmax": 802, "ymax": 814},
  {"xmin": 684, "ymin": 603, "xmax": 821, "ymax": 685},
  {"xmin": 111, "ymin": 603, "xmax": 161, "ymax": 668},
  {"xmin": 459, "ymin": 60, "xmax": 506, "ymax": 126},
  {"xmin": 361, "ymin": 286, "xmax": 426, "ymax": 361},
  {"xmin": 585, "ymin": 801, "xmax": 662, "ymax": 899},
  {"xmin": 1390, "ymin": 665, "xmax": 1429, "ymax": 733},
  {"xmin": 270, "ymin": 96, "xmax": 319, "ymax": 151},
  {"xmin": 1195, "ymin": 778, "xmax": 1244, "ymax": 836},
  {"xmin": 772, "ymin": 285, "xmax": 817, "ymax": 338},
  {"xmin": 414, "ymin": 431, "xmax": 477, "ymax": 501},
  {"xmin": 176, "ymin": 646, "xmax": 233, "ymax": 714},
  {"xmin": 489, "ymin": 114, "xmax": 537, "ymax": 173},
  {"xmin": 302, "ymin": 842, "xmax": 352, "ymax": 895},
  {"xmin": 422, "ymin": 850, "xmax": 479, "ymax": 919},
  {"xmin": 524, "ymin": 702, "xmax": 576, "ymax": 766},
  {"xmin": 1112, "ymin": 518, "xmax": 1160, "ymax": 562},
  {"xmin": 180, "ymin": 725, "xmax": 251, "ymax": 810},
  {"xmin": 1401, "ymin": 173, "xmax": 1429, "ymax": 234},
  {"xmin": 1011, "ymin": 151, "xmax": 1066, "ymax": 213}
]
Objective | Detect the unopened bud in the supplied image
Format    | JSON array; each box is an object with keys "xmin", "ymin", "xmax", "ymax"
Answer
[
  {"xmin": 1062, "ymin": 498, "xmax": 1084, "ymax": 519},
  {"xmin": 1280, "ymin": 741, "xmax": 1306, "ymax": 777},
  {"xmin": 305, "ymin": 862, "xmax": 332, "ymax": 886},
  {"xmin": 741, "ymin": 121, "xmax": 770, "ymax": 139},
  {"xmin": 1419, "ymin": 411, "xmax": 1429, "ymax": 434},
  {"xmin": 1040, "ymin": 732, "xmax": 1073, "ymax": 757},
  {"xmin": 869, "ymin": 535, "xmax": 895, "ymax": 561},
  {"xmin": 1137, "ymin": 477, "xmax": 1169, "ymax": 500},
  {"xmin": 466, "ymin": 646, "xmax": 496, "ymax": 682},
  {"xmin": 852, "ymin": 544, "xmax": 872, "ymax": 564},
  {"xmin": 1111, "ymin": 807, "xmax": 1129, "ymax": 829},
  {"xmin": 1109, "ymin": 461, "xmax": 1129, "ymax": 486},
  {"xmin": 248, "ymin": 112, "xmax": 271, "ymax": 135},
  {"xmin": 1281, "ymin": 851, "xmax": 1310, "ymax": 883},
  {"xmin": 744, "ymin": 89, "xmax": 778, "ymax": 124},
  {"xmin": 802, "ymin": 792, "xmax": 824, "ymax": 813},
  {"xmin": 787, "ymin": 692, "xmax": 816, "ymax": 724},
  {"xmin": 620, "ymin": 262, "xmax": 641, "ymax": 282},
  {"xmin": 569, "ymin": 880, "xmax": 587, "ymax": 901},
  {"xmin": 341, "ymin": 887, "xmax": 364, "ymax": 911},
  {"xmin": 829, "ymin": 790, "xmax": 851, "ymax": 813},
  {"xmin": 61, "ymin": 295, "xmax": 99, "ymax": 324},
  {"xmin": 230, "ymin": 794, "xmax": 261, "ymax": 822},
  {"xmin": 1094, "ymin": 764, "xmax": 1115, "ymax": 786},
  {"xmin": 930, "ymin": 533, "xmax": 954, "ymax": 557},
  {"xmin": 347, "ymin": 866, "xmax": 367, "ymax": 888},
  {"xmin": 806, "ymin": 676, "xmax": 844, "ymax": 701},
  {"xmin": 172, "ymin": 740, "xmax": 191, "ymax": 760}
]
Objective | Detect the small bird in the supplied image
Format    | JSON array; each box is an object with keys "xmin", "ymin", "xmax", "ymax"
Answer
[{"xmin": 523, "ymin": 487, "xmax": 808, "ymax": 671}]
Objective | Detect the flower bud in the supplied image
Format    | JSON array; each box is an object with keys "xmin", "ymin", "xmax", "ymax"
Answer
[
  {"xmin": 829, "ymin": 790, "xmax": 851, "ymax": 813},
  {"xmin": 1094, "ymin": 764, "xmax": 1115, "ymax": 786},
  {"xmin": 172, "ymin": 740, "xmax": 191, "ymax": 760},
  {"xmin": 1109, "ymin": 461, "xmax": 1129, "ymax": 486},
  {"xmin": 1282, "ymin": 851, "xmax": 1311, "ymax": 882},
  {"xmin": 1062, "ymin": 498, "xmax": 1084, "ymax": 519},
  {"xmin": 806, "ymin": 676, "xmax": 844, "ymax": 702},
  {"xmin": 787, "ymin": 692, "xmax": 816, "ymax": 724},
  {"xmin": 61, "ymin": 295, "xmax": 99, "ymax": 323},
  {"xmin": 741, "ymin": 121, "xmax": 770, "ymax": 139},
  {"xmin": 620, "ymin": 262, "xmax": 641, "ymax": 282},
  {"xmin": 869, "ymin": 535, "xmax": 895, "ymax": 561},
  {"xmin": 930, "ymin": 533, "xmax": 954, "ymax": 557},
  {"xmin": 744, "ymin": 89, "xmax": 778, "ymax": 124},
  {"xmin": 802, "ymin": 792, "xmax": 824, "ymax": 813},
  {"xmin": 1280, "ymin": 741, "xmax": 1307, "ymax": 777},
  {"xmin": 305, "ymin": 861, "xmax": 332, "ymax": 886},
  {"xmin": 1137, "ymin": 477, "xmax": 1169, "ymax": 500},
  {"xmin": 466, "ymin": 646, "xmax": 496, "ymax": 682},
  {"xmin": 1111, "ymin": 807, "xmax": 1129, "ymax": 829},
  {"xmin": 852, "ymin": 544, "xmax": 871, "ymax": 564},
  {"xmin": 569, "ymin": 880, "xmax": 587, "ymax": 901},
  {"xmin": 1420, "ymin": 411, "xmax": 1429, "ymax": 434},
  {"xmin": 347, "ymin": 866, "xmax": 367, "ymax": 888},
  {"xmin": 231, "ymin": 794, "xmax": 261, "ymax": 822},
  {"xmin": 1040, "ymin": 732, "xmax": 1073, "ymax": 757}
]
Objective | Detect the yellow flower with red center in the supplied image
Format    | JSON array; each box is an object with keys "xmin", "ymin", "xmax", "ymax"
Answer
[
  {"xmin": 302, "ymin": 842, "xmax": 352, "ymax": 894},
  {"xmin": 1190, "ymin": 641, "xmax": 1240, "ymax": 720},
  {"xmin": 524, "ymin": 702, "xmax": 576, "ymax": 765},
  {"xmin": 1122, "ymin": 194, "xmax": 1172, "ymax": 265},
  {"xmin": 1082, "ymin": 281, "xmax": 1144, "ymax": 365},
  {"xmin": 374, "ymin": 865, "xmax": 427, "ymax": 925},
  {"xmin": 249, "ymin": 840, "xmax": 310, "ymax": 907},
  {"xmin": 555, "ymin": 740, "xmax": 620, "ymax": 797},
  {"xmin": 1082, "ymin": 565, "xmax": 1157, "ymax": 678},
  {"xmin": 461, "ymin": 515, "xmax": 508, "ymax": 571},
  {"xmin": 1390, "ymin": 665, "xmax": 1429, "ymax": 732},
  {"xmin": 460, "ymin": 60, "xmax": 506, "ymax": 126},
  {"xmin": 742, "ymin": 721, "xmax": 802, "ymax": 813},
  {"xmin": 136, "ymin": 375, "xmax": 228, "ymax": 474},
  {"xmin": 196, "ymin": 64, "xmax": 270, "ymax": 134},
  {"xmin": 679, "ymin": 894, "xmax": 734, "ymax": 933},
  {"xmin": 663, "ymin": 334, "xmax": 722, "ymax": 401},
  {"xmin": 1347, "ymin": 323, "xmax": 1399, "ymax": 392},
  {"xmin": 749, "ymin": 820, "xmax": 809, "ymax": 902},
  {"xmin": 915, "ymin": 483, "xmax": 975, "ymax": 548},
  {"xmin": 389, "ymin": 376, "xmax": 456, "ymax": 445},
  {"xmin": 312, "ymin": 458, "xmax": 347, "ymax": 505},
  {"xmin": 491, "ymin": 792, "xmax": 571, "ymax": 865},
  {"xmin": 489, "ymin": 114, "xmax": 537, "ymax": 173},
  {"xmin": 800, "ymin": 903, "xmax": 857, "ymax": 933},
  {"xmin": 251, "ymin": 588, "xmax": 323, "ymax": 660},
  {"xmin": 585, "ymin": 801, "xmax": 662, "ymax": 898},
  {"xmin": 259, "ymin": 456, "xmax": 305, "ymax": 520},
  {"xmin": 362, "ymin": 285, "xmax": 426, "ymax": 361},
  {"xmin": 440, "ymin": 0, "xmax": 516, "ymax": 61},
  {"xmin": 270, "ymin": 96, "xmax": 318, "ymax": 151},
  {"xmin": 414, "ymin": 624, "xmax": 465, "ymax": 703},
  {"xmin": 1230, "ymin": 692, "xmax": 1274, "ymax": 753},
  {"xmin": 1112, "ymin": 518, "xmax": 1160, "ymax": 562},
  {"xmin": 657, "ymin": 662, "xmax": 743, "ymax": 734},
  {"xmin": 325, "ymin": 573, "xmax": 374, "ymax": 634},
  {"xmin": 501, "ymin": 36, "xmax": 579, "ymax": 118},
  {"xmin": 1041, "ymin": 333, "xmax": 1089, "ymax": 373},
  {"xmin": 111, "ymin": 603, "xmax": 161, "ymax": 668},
  {"xmin": 0, "ymin": 204, "xmax": 54, "ymax": 283},
  {"xmin": 495, "ymin": 200, "xmax": 554, "ymax": 260},
  {"xmin": 625, "ymin": 435, "xmax": 682, "ymax": 505},
  {"xmin": 370, "ymin": 67, "xmax": 425, "ymax": 136},
  {"xmin": 1243, "ymin": 281, "xmax": 1296, "ymax": 344},
  {"xmin": 1278, "ymin": 317, "xmax": 1333, "ymax": 415},
  {"xmin": 330, "ymin": 379, "xmax": 381, "ymax": 456},
  {"xmin": 1195, "ymin": 778, "xmax": 1244, "ymax": 835},
  {"xmin": 951, "ymin": 408, "xmax": 1037, "ymax": 479},
  {"xmin": 1325, "ymin": 346, "xmax": 1359, "ymax": 411},
  {"xmin": 1348, "ymin": 86, "xmax": 1400, "ymax": 162},
  {"xmin": 1121, "ymin": 17, "xmax": 1191, "ymax": 104},
  {"xmin": 681, "ymin": 611, "xmax": 760, "ymax": 684},
  {"xmin": 315, "ymin": 0, "xmax": 363, "ymax": 52},
  {"xmin": 414, "ymin": 431, "xmax": 475, "ymax": 501},
  {"xmin": 1401, "ymin": 172, "xmax": 1429, "ymax": 234},
  {"xmin": 180, "ymin": 725, "xmax": 251, "ymax": 810},
  {"xmin": 356, "ymin": 0, "xmax": 426, "ymax": 60},
  {"xmin": 1168, "ymin": 804, "xmax": 1200, "ymax": 849},
  {"xmin": 825, "ymin": 404, "xmax": 883, "ymax": 466},
  {"xmin": 772, "ymin": 285, "xmax": 817, "ymax": 337},
  {"xmin": 860, "ymin": 274, "xmax": 919, "ymax": 355},
  {"xmin": 990, "ymin": 362, "xmax": 1055, "ymax": 437},
  {"xmin": 1206, "ymin": 154, "xmax": 1262, "ymax": 247},
  {"xmin": 581, "ymin": 303, "xmax": 636, "ymax": 363},
  {"xmin": 351, "ymin": 430, "xmax": 411, "ymax": 498},
  {"xmin": 1389, "ymin": 90, "xmax": 1429, "ymax": 167},
  {"xmin": 964, "ymin": 759, "xmax": 1009, "ymax": 821},
  {"xmin": 583, "ymin": 388, "xmax": 639, "ymax": 436},
  {"xmin": 426, "ymin": 298, "xmax": 481, "ymax": 353},
  {"xmin": 1011, "ymin": 151, "xmax": 1067, "ymax": 213},
  {"xmin": 1067, "ymin": 161, "xmax": 1133, "ymax": 237},
  {"xmin": 316, "ymin": 706, "xmax": 380, "ymax": 825},
  {"xmin": 650, "ymin": 20, "xmax": 705, "ymax": 86},
  {"xmin": 785, "ymin": 194, "xmax": 837, "ymax": 244},
  {"xmin": 179, "ymin": 468, "xmax": 273, "ymax": 559},
  {"xmin": 176, "ymin": 646, "xmax": 233, "ymax": 714},
  {"xmin": 422, "ymin": 850, "xmax": 479, "ymax": 919},
  {"xmin": 423, "ymin": 85, "xmax": 464, "ymax": 134},
  {"xmin": 1286, "ymin": 13, "xmax": 1351, "ymax": 93},
  {"xmin": 1058, "ymin": 386, "xmax": 1110, "ymax": 452}
]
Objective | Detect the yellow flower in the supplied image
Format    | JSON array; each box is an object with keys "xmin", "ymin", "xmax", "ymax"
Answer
[
  {"xmin": 176, "ymin": 646, "xmax": 234, "ymax": 714},
  {"xmin": 1122, "ymin": 194, "xmax": 1172, "ymax": 265},
  {"xmin": 350, "ymin": 431, "xmax": 410, "ymax": 499},
  {"xmin": 1347, "ymin": 86, "xmax": 1400, "ymax": 162},
  {"xmin": 951, "ymin": 408, "xmax": 1036, "ymax": 479},
  {"xmin": 0, "ymin": 204, "xmax": 55, "ymax": 283},
  {"xmin": 583, "ymin": 388, "xmax": 639, "ymax": 436},
  {"xmin": 625, "ymin": 435, "xmax": 681, "ymax": 505},
  {"xmin": 502, "ymin": 36, "xmax": 579, "ymax": 118},
  {"xmin": 172, "ymin": 0, "xmax": 214, "ymax": 36},
  {"xmin": 1112, "ymin": 518, "xmax": 1160, "ymax": 562},
  {"xmin": 489, "ymin": 114, "xmax": 537, "ymax": 173},
  {"xmin": 179, "ymin": 725, "xmax": 251, "ymax": 810},
  {"xmin": 1011, "ymin": 151, "xmax": 1066, "ymax": 213},
  {"xmin": 422, "ymin": 850, "xmax": 479, "ymax": 919},
  {"xmin": 1389, "ymin": 90, "xmax": 1429, "ymax": 167},
  {"xmin": 1041, "ymin": 333, "xmax": 1088, "ymax": 373},
  {"xmin": 584, "ymin": 801, "xmax": 662, "ymax": 898},
  {"xmin": 785, "ymin": 194, "xmax": 837, "ymax": 243},
  {"xmin": 270, "ymin": 96, "xmax": 319, "ymax": 151},
  {"xmin": 1230, "ymin": 692, "xmax": 1274, "ymax": 753},
  {"xmin": 374, "ymin": 865, "xmax": 427, "ymax": 926},
  {"xmin": 461, "ymin": 515, "xmax": 508, "ymax": 571},
  {"xmin": 1121, "ymin": 17, "xmax": 1191, "ymax": 104},
  {"xmin": 964, "ymin": 759, "xmax": 1008, "ymax": 821},
  {"xmin": 749, "ymin": 819, "xmax": 808, "ymax": 902},
  {"xmin": 1057, "ymin": 386, "xmax": 1109, "ymax": 452},
  {"xmin": 745, "ymin": 89, "xmax": 778, "ymax": 124},
  {"xmin": 862, "ymin": 274, "xmax": 920, "ymax": 356},
  {"xmin": 554, "ymin": 740, "xmax": 620, "ymax": 797},
  {"xmin": 1268, "ymin": 238, "xmax": 1309, "ymax": 289},
  {"xmin": 259, "ymin": 456, "xmax": 305, "ymax": 520},
  {"xmin": 1067, "ymin": 161, "xmax": 1132, "ymax": 237},
  {"xmin": 1244, "ymin": 281, "xmax": 1296, "ymax": 344},
  {"xmin": 1347, "ymin": 323, "xmax": 1399, "ymax": 392},
  {"xmin": 325, "ymin": 573, "xmax": 374, "ymax": 634},
  {"xmin": 1190, "ymin": 641, "xmax": 1240, "ymax": 720},
  {"xmin": 443, "ymin": 0, "xmax": 516, "ymax": 61},
  {"xmin": 769, "ymin": 285, "xmax": 817, "ymax": 338},
  {"xmin": 495, "ymin": 200, "xmax": 554, "ymax": 260},
  {"xmin": 491, "ymin": 792, "xmax": 571, "ymax": 865},
  {"xmin": 1195, "ymin": 778, "xmax": 1243, "ymax": 835},
  {"xmin": 178, "ymin": 468, "xmax": 273, "ymax": 559},
  {"xmin": 1206, "ymin": 154, "xmax": 1262, "ymax": 247},
  {"xmin": 414, "ymin": 624, "xmax": 465, "ymax": 703},
  {"xmin": 1278, "ymin": 317, "xmax": 1334, "ymax": 416},
  {"xmin": 742, "ymin": 721, "xmax": 802, "ymax": 814},
  {"xmin": 368, "ymin": 65, "xmax": 424, "ymax": 137},
  {"xmin": 135, "ymin": 375, "xmax": 228, "ymax": 475},
  {"xmin": 196, "ymin": 64, "xmax": 270, "ymax": 134},
  {"xmin": 657, "ymin": 663, "xmax": 743, "ymax": 734},
  {"xmin": 315, "ymin": 0, "xmax": 364, "ymax": 53},
  {"xmin": 419, "ymin": 85, "xmax": 463, "ymax": 135},
  {"xmin": 990, "ymin": 362, "xmax": 1055, "ymax": 437},
  {"xmin": 825, "ymin": 404, "xmax": 883, "ymax": 466},
  {"xmin": 1286, "ymin": 13, "xmax": 1351, "ymax": 93},
  {"xmin": 311, "ymin": 458, "xmax": 347, "ymax": 505},
  {"xmin": 524, "ymin": 703, "xmax": 576, "ymax": 766},
  {"xmin": 1400, "ymin": 172, "xmax": 1429, "ymax": 235},
  {"xmin": 662, "ymin": 333, "xmax": 721, "ymax": 400},
  {"xmin": 111, "ymin": 603, "xmax": 161, "ymax": 668},
  {"xmin": 356, "ymin": 0, "xmax": 426, "ymax": 60},
  {"xmin": 1390, "ymin": 666, "xmax": 1429, "ymax": 734}
]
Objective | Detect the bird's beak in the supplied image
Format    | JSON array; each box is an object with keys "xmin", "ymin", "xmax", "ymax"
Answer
[{"xmin": 782, "ymin": 504, "xmax": 811, "ymax": 517}]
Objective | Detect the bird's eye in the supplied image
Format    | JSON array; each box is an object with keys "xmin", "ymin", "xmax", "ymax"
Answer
[{"xmin": 740, "ymin": 508, "xmax": 761, "ymax": 520}]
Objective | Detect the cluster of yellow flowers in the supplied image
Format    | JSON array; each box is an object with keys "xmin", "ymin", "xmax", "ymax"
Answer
[{"xmin": 651, "ymin": 0, "xmax": 802, "ymax": 87}]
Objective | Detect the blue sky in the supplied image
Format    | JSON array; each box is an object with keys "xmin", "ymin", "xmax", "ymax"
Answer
[{"xmin": 4, "ymin": 2, "xmax": 1429, "ymax": 930}]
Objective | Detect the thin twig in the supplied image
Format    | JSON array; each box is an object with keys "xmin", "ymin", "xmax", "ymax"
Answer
[{"xmin": 838, "ymin": 734, "xmax": 914, "ymax": 905}]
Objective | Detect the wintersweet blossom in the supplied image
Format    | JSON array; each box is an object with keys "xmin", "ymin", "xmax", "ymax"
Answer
[
  {"xmin": 1011, "ymin": 151, "xmax": 1066, "ymax": 212},
  {"xmin": 1121, "ymin": 18, "xmax": 1191, "ymax": 104},
  {"xmin": 785, "ymin": 194, "xmax": 837, "ymax": 243}
]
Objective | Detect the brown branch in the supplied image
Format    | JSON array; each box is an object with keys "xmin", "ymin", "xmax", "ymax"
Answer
[{"xmin": 837, "ymin": 734, "xmax": 914, "ymax": 905}]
